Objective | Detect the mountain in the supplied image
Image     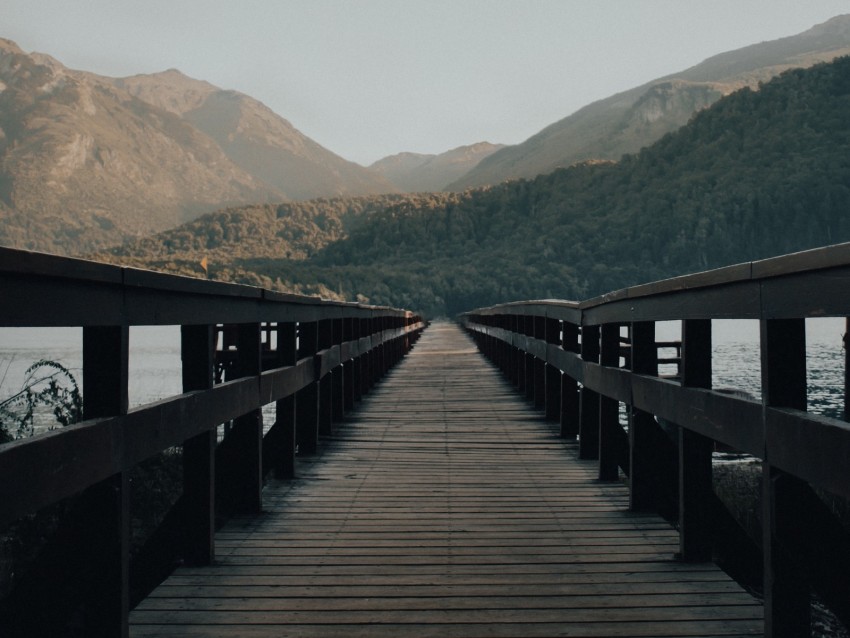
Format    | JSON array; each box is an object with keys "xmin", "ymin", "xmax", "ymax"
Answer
[
  {"xmin": 0, "ymin": 42, "xmax": 395, "ymax": 255},
  {"xmin": 101, "ymin": 56, "xmax": 850, "ymax": 317},
  {"xmin": 115, "ymin": 71, "xmax": 397, "ymax": 200},
  {"xmin": 370, "ymin": 142, "xmax": 505, "ymax": 192},
  {"xmin": 448, "ymin": 14, "xmax": 850, "ymax": 190}
]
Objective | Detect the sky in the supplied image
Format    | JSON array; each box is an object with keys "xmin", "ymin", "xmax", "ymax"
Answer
[{"xmin": 3, "ymin": 1, "xmax": 849, "ymax": 166}]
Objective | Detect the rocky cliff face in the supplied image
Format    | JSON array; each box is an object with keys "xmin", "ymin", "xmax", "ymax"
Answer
[{"xmin": 0, "ymin": 42, "xmax": 395, "ymax": 255}]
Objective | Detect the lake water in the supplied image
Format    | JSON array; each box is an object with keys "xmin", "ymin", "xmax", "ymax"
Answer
[{"xmin": 0, "ymin": 318, "xmax": 846, "ymax": 436}]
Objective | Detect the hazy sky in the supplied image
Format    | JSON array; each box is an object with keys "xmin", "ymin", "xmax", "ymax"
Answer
[{"xmin": 3, "ymin": 1, "xmax": 849, "ymax": 165}]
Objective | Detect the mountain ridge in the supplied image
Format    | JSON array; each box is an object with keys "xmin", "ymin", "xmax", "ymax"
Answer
[
  {"xmin": 99, "ymin": 56, "xmax": 850, "ymax": 317},
  {"xmin": 370, "ymin": 142, "xmax": 505, "ymax": 192},
  {"xmin": 0, "ymin": 42, "xmax": 396, "ymax": 255},
  {"xmin": 448, "ymin": 14, "xmax": 850, "ymax": 190}
]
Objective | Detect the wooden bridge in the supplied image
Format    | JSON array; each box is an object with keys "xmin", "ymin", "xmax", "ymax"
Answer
[{"xmin": 2, "ymin": 244, "xmax": 850, "ymax": 637}]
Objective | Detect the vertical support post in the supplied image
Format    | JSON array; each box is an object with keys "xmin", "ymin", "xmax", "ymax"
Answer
[
  {"xmin": 515, "ymin": 316, "xmax": 526, "ymax": 392},
  {"xmin": 296, "ymin": 321, "xmax": 319, "ymax": 454},
  {"xmin": 842, "ymin": 317, "xmax": 850, "ymax": 421},
  {"xmin": 352, "ymin": 317, "xmax": 363, "ymax": 403},
  {"xmin": 343, "ymin": 317, "xmax": 356, "ymax": 411},
  {"xmin": 82, "ymin": 325, "xmax": 130, "ymax": 638},
  {"xmin": 318, "ymin": 319, "xmax": 334, "ymax": 436},
  {"xmin": 224, "ymin": 323, "xmax": 263, "ymax": 515},
  {"xmin": 495, "ymin": 316, "xmax": 506, "ymax": 379},
  {"xmin": 629, "ymin": 321, "xmax": 660, "ymax": 511},
  {"xmin": 578, "ymin": 324, "xmax": 600, "ymax": 459},
  {"xmin": 273, "ymin": 322, "xmax": 298, "ymax": 478},
  {"xmin": 598, "ymin": 323, "xmax": 620, "ymax": 481},
  {"xmin": 533, "ymin": 316, "xmax": 546, "ymax": 408},
  {"xmin": 524, "ymin": 316, "xmax": 536, "ymax": 401},
  {"xmin": 544, "ymin": 318, "xmax": 562, "ymax": 422},
  {"xmin": 332, "ymin": 318, "xmax": 345, "ymax": 422},
  {"xmin": 358, "ymin": 318, "xmax": 370, "ymax": 397},
  {"xmin": 561, "ymin": 322, "xmax": 580, "ymax": 438},
  {"xmin": 678, "ymin": 319, "xmax": 713, "ymax": 561},
  {"xmin": 181, "ymin": 324, "xmax": 215, "ymax": 565},
  {"xmin": 761, "ymin": 318, "xmax": 810, "ymax": 638}
]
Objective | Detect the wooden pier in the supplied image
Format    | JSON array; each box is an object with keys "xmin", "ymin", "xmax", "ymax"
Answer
[
  {"xmin": 130, "ymin": 322, "xmax": 761, "ymax": 637},
  {"xmin": 6, "ymin": 244, "xmax": 850, "ymax": 637}
]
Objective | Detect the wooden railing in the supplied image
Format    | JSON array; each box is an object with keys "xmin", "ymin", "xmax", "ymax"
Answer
[
  {"xmin": 460, "ymin": 242, "xmax": 850, "ymax": 638},
  {"xmin": 0, "ymin": 247, "xmax": 424, "ymax": 637}
]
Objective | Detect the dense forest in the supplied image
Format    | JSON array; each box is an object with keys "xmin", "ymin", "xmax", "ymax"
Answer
[{"xmin": 105, "ymin": 57, "xmax": 850, "ymax": 317}]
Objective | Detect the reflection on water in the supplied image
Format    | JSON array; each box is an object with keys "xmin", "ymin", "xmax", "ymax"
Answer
[{"xmin": 0, "ymin": 318, "xmax": 847, "ymax": 437}]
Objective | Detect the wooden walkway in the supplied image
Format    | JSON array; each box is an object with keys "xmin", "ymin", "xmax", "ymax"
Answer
[{"xmin": 130, "ymin": 322, "xmax": 762, "ymax": 637}]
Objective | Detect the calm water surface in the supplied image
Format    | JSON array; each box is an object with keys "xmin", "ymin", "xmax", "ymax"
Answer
[{"xmin": 0, "ymin": 318, "xmax": 846, "ymax": 436}]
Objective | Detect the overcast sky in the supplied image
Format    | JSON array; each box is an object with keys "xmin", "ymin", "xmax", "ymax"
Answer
[{"xmin": 3, "ymin": 1, "xmax": 849, "ymax": 165}]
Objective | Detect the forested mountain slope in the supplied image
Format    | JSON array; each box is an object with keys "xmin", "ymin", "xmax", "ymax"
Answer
[
  {"xmin": 449, "ymin": 14, "xmax": 850, "ymax": 190},
  {"xmin": 103, "ymin": 57, "xmax": 850, "ymax": 317}
]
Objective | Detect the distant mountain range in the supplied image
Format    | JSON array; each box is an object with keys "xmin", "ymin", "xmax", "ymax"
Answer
[
  {"xmin": 101, "ymin": 54, "xmax": 850, "ymax": 317},
  {"xmin": 447, "ymin": 14, "xmax": 850, "ymax": 190},
  {"xmin": 2, "ymin": 14, "xmax": 850, "ymax": 257},
  {"xmin": 370, "ymin": 142, "xmax": 505, "ymax": 192},
  {"xmin": 0, "ymin": 41, "xmax": 397, "ymax": 254}
]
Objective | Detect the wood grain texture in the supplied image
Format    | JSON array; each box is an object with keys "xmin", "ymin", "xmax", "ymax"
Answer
[{"xmin": 130, "ymin": 322, "xmax": 762, "ymax": 637}]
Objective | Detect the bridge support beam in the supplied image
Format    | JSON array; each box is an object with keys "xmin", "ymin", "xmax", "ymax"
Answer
[
  {"xmin": 560, "ymin": 322, "xmax": 580, "ymax": 439},
  {"xmin": 181, "ymin": 324, "xmax": 216, "ymax": 564},
  {"xmin": 217, "ymin": 323, "xmax": 263, "ymax": 516},
  {"xmin": 297, "ymin": 321, "xmax": 320, "ymax": 455},
  {"xmin": 628, "ymin": 321, "xmax": 668, "ymax": 512},
  {"xmin": 678, "ymin": 319, "xmax": 713, "ymax": 562},
  {"xmin": 544, "ymin": 318, "xmax": 562, "ymax": 422},
  {"xmin": 761, "ymin": 318, "xmax": 811, "ymax": 638},
  {"xmin": 82, "ymin": 325, "xmax": 130, "ymax": 638},
  {"xmin": 598, "ymin": 324, "xmax": 621, "ymax": 481},
  {"xmin": 578, "ymin": 325, "xmax": 600, "ymax": 459},
  {"xmin": 318, "ymin": 319, "xmax": 334, "ymax": 437},
  {"xmin": 265, "ymin": 322, "xmax": 297, "ymax": 479}
]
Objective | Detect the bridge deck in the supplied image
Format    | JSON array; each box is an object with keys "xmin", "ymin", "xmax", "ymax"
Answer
[{"xmin": 130, "ymin": 322, "xmax": 762, "ymax": 637}]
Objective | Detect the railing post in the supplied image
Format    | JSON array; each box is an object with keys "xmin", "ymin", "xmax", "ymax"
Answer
[
  {"xmin": 218, "ymin": 323, "xmax": 263, "ymax": 516},
  {"xmin": 524, "ymin": 316, "xmax": 536, "ymax": 402},
  {"xmin": 533, "ymin": 316, "xmax": 546, "ymax": 408},
  {"xmin": 842, "ymin": 316, "xmax": 850, "ymax": 422},
  {"xmin": 83, "ymin": 325, "xmax": 130, "ymax": 638},
  {"xmin": 296, "ymin": 321, "xmax": 320, "ymax": 454},
  {"xmin": 598, "ymin": 323, "xmax": 620, "ymax": 480},
  {"xmin": 317, "ymin": 319, "xmax": 334, "ymax": 436},
  {"xmin": 761, "ymin": 318, "xmax": 810, "ymax": 637},
  {"xmin": 181, "ymin": 324, "xmax": 215, "ymax": 565},
  {"xmin": 629, "ymin": 320, "xmax": 663, "ymax": 511},
  {"xmin": 544, "ymin": 318, "xmax": 562, "ymax": 422},
  {"xmin": 332, "ymin": 318, "xmax": 345, "ymax": 422},
  {"xmin": 578, "ymin": 324, "xmax": 600, "ymax": 459},
  {"xmin": 267, "ymin": 322, "xmax": 297, "ymax": 478},
  {"xmin": 514, "ymin": 315, "xmax": 525, "ymax": 392},
  {"xmin": 561, "ymin": 322, "xmax": 580, "ymax": 439},
  {"xmin": 343, "ymin": 317, "xmax": 356, "ymax": 411},
  {"xmin": 497, "ymin": 315, "xmax": 510, "ymax": 376},
  {"xmin": 678, "ymin": 319, "xmax": 713, "ymax": 562}
]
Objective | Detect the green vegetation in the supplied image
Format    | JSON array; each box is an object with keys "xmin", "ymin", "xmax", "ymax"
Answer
[
  {"xmin": 0, "ymin": 360, "xmax": 82, "ymax": 443},
  {"xmin": 104, "ymin": 57, "xmax": 850, "ymax": 317}
]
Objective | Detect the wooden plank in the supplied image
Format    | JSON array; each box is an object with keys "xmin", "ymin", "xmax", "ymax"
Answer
[{"xmin": 131, "ymin": 322, "xmax": 761, "ymax": 637}]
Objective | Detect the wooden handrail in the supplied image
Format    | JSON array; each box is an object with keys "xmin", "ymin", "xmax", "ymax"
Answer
[
  {"xmin": 460, "ymin": 241, "xmax": 850, "ymax": 638},
  {"xmin": 0, "ymin": 247, "xmax": 425, "ymax": 637}
]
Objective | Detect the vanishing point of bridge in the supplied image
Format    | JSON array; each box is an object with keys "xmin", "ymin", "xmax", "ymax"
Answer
[{"xmin": 4, "ymin": 244, "xmax": 850, "ymax": 637}]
